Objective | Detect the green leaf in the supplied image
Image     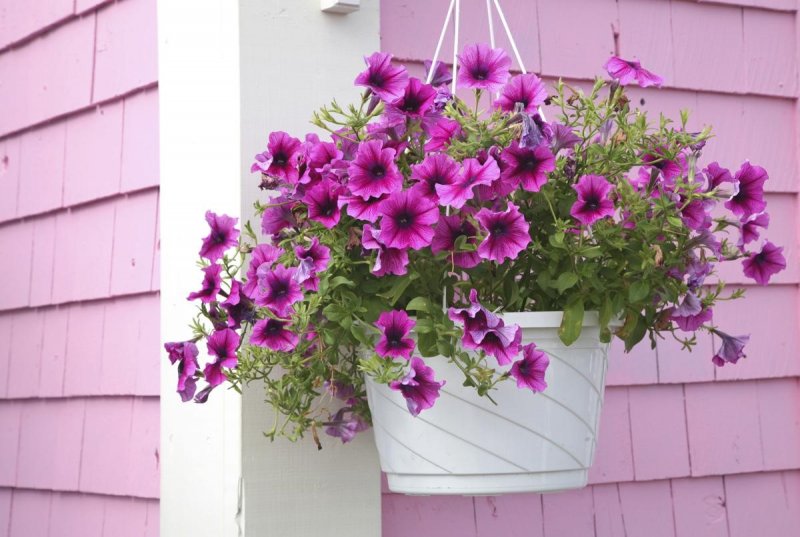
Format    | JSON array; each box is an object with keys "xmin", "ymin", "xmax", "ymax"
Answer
[
  {"xmin": 330, "ymin": 276, "xmax": 355, "ymax": 289},
  {"xmin": 558, "ymin": 298, "xmax": 584, "ymax": 346},
  {"xmin": 620, "ymin": 313, "xmax": 647, "ymax": 352},
  {"xmin": 377, "ymin": 273, "xmax": 418, "ymax": 305},
  {"xmin": 405, "ymin": 296, "xmax": 431, "ymax": 312},
  {"xmin": 349, "ymin": 323, "xmax": 372, "ymax": 346},
  {"xmin": 554, "ymin": 272, "xmax": 579, "ymax": 293},
  {"xmin": 417, "ymin": 331, "xmax": 438, "ymax": 357},
  {"xmin": 548, "ymin": 232, "xmax": 567, "ymax": 249},
  {"xmin": 322, "ymin": 304, "xmax": 348, "ymax": 322},
  {"xmin": 598, "ymin": 296, "xmax": 614, "ymax": 344},
  {"xmin": 628, "ymin": 281, "xmax": 650, "ymax": 303},
  {"xmin": 414, "ymin": 317, "xmax": 435, "ymax": 334}
]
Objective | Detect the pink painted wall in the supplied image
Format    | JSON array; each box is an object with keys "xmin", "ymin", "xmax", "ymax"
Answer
[
  {"xmin": 0, "ymin": 0, "xmax": 160, "ymax": 535},
  {"xmin": 380, "ymin": 1, "xmax": 800, "ymax": 536}
]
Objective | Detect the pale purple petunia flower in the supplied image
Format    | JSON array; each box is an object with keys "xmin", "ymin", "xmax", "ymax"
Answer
[
  {"xmin": 199, "ymin": 211, "xmax": 239, "ymax": 262},
  {"xmin": 500, "ymin": 141, "xmax": 555, "ymax": 192},
  {"xmin": 672, "ymin": 307, "xmax": 712, "ymax": 332},
  {"xmin": 339, "ymin": 193, "xmax": 386, "ymax": 223},
  {"xmin": 430, "ymin": 214, "xmax": 481, "ymax": 268},
  {"xmin": 347, "ymin": 140, "xmax": 403, "ymax": 199},
  {"xmin": 375, "ymin": 310, "xmax": 416, "ymax": 360},
  {"xmin": 355, "ymin": 52, "xmax": 409, "ymax": 102},
  {"xmin": 457, "ymin": 43, "xmax": 512, "ymax": 92},
  {"xmin": 250, "ymin": 318, "xmax": 299, "ymax": 352},
  {"xmin": 256, "ymin": 264, "xmax": 304, "ymax": 316},
  {"xmin": 243, "ymin": 243, "xmax": 283, "ymax": 299},
  {"xmin": 187, "ymin": 264, "xmax": 223, "ymax": 303},
  {"xmin": 410, "ymin": 153, "xmax": 459, "ymax": 203},
  {"xmin": 304, "ymin": 178, "xmax": 343, "ymax": 229},
  {"xmin": 362, "ymin": 224, "xmax": 410, "ymax": 277},
  {"xmin": 510, "ymin": 343, "xmax": 549, "ymax": 392},
  {"xmin": 604, "ymin": 56, "xmax": 664, "ymax": 88},
  {"xmin": 742, "ymin": 240, "xmax": 786, "ymax": 286},
  {"xmin": 495, "ymin": 73, "xmax": 547, "ymax": 114},
  {"xmin": 165, "ymin": 340, "xmax": 200, "ymax": 402},
  {"xmin": 389, "ymin": 357, "xmax": 445, "ymax": 416},
  {"xmin": 738, "ymin": 212, "xmax": 770, "ymax": 249},
  {"xmin": 424, "ymin": 118, "xmax": 461, "ymax": 152},
  {"xmin": 436, "ymin": 157, "xmax": 500, "ymax": 208},
  {"xmin": 711, "ymin": 330, "xmax": 749, "ymax": 367},
  {"xmin": 294, "ymin": 237, "xmax": 330, "ymax": 275},
  {"xmin": 448, "ymin": 289, "xmax": 522, "ymax": 365},
  {"xmin": 520, "ymin": 113, "xmax": 552, "ymax": 149},
  {"xmin": 570, "ymin": 174, "xmax": 615, "ymax": 226},
  {"xmin": 378, "ymin": 190, "xmax": 439, "ymax": 250},
  {"xmin": 203, "ymin": 329, "xmax": 240, "ymax": 387},
  {"xmin": 550, "ymin": 123, "xmax": 581, "ymax": 154},
  {"xmin": 725, "ymin": 162, "xmax": 768, "ymax": 219},
  {"xmin": 325, "ymin": 408, "xmax": 370, "ymax": 443},
  {"xmin": 424, "ymin": 59, "xmax": 453, "ymax": 87},
  {"xmin": 476, "ymin": 202, "xmax": 531, "ymax": 263},
  {"xmin": 252, "ymin": 131, "xmax": 303, "ymax": 183}
]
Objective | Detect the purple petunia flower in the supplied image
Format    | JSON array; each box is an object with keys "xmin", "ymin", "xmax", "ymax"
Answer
[
  {"xmin": 375, "ymin": 310, "xmax": 416, "ymax": 360},
  {"xmin": 221, "ymin": 280, "xmax": 255, "ymax": 329},
  {"xmin": 347, "ymin": 140, "xmax": 403, "ymax": 199},
  {"xmin": 187, "ymin": 264, "xmax": 223, "ymax": 303},
  {"xmin": 410, "ymin": 153, "xmax": 459, "ymax": 203},
  {"xmin": 252, "ymin": 131, "xmax": 303, "ymax": 183},
  {"xmin": 670, "ymin": 292, "xmax": 713, "ymax": 332},
  {"xmin": 570, "ymin": 174, "xmax": 616, "ymax": 226},
  {"xmin": 362, "ymin": 225, "xmax": 410, "ymax": 277},
  {"xmin": 385, "ymin": 78, "xmax": 437, "ymax": 120},
  {"xmin": 431, "ymin": 214, "xmax": 481, "ymax": 268},
  {"xmin": 304, "ymin": 178, "xmax": 344, "ymax": 229},
  {"xmin": 711, "ymin": 330, "xmax": 749, "ymax": 367},
  {"xmin": 324, "ymin": 408, "xmax": 370, "ymax": 443},
  {"xmin": 389, "ymin": 357, "xmax": 445, "ymax": 416},
  {"xmin": 604, "ymin": 56, "xmax": 663, "ymax": 88},
  {"xmin": 250, "ymin": 318, "xmax": 299, "ymax": 352},
  {"xmin": 261, "ymin": 193, "xmax": 297, "ymax": 236},
  {"xmin": 424, "ymin": 59, "xmax": 453, "ymax": 87},
  {"xmin": 641, "ymin": 150, "xmax": 684, "ymax": 184},
  {"xmin": 704, "ymin": 162, "xmax": 734, "ymax": 192},
  {"xmin": 510, "ymin": 343, "xmax": 549, "ymax": 392},
  {"xmin": 436, "ymin": 157, "xmax": 500, "ymax": 208},
  {"xmin": 738, "ymin": 212, "xmax": 770, "ymax": 249},
  {"xmin": 243, "ymin": 243, "xmax": 283, "ymax": 299},
  {"xmin": 742, "ymin": 240, "xmax": 786, "ymax": 286},
  {"xmin": 500, "ymin": 141, "xmax": 555, "ymax": 192},
  {"xmin": 725, "ymin": 162, "xmax": 768, "ymax": 219},
  {"xmin": 424, "ymin": 118, "xmax": 461, "ymax": 152},
  {"xmin": 681, "ymin": 199, "xmax": 712, "ymax": 231},
  {"xmin": 457, "ymin": 43, "xmax": 512, "ymax": 92},
  {"xmin": 495, "ymin": 73, "xmax": 547, "ymax": 114},
  {"xmin": 355, "ymin": 52, "xmax": 409, "ymax": 102},
  {"xmin": 550, "ymin": 123, "xmax": 581, "ymax": 154},
  {"xmin": 378, "ymin": 190, "xmax": 439, "ymax": 250},
  {"xmin": 165, "ymin": 340, "xmax": 200, "ymax": 402},
  {"xmin": 339, "ymin": 193, "xmax": 386, "ymax": 223},
  {"xmin": 255, "ymin": 264, "xmax": 304, "ymax": 316},
  {"xmin": 203, "ymin": 329, "xmax": 240, "ymax": 387},
  {"xmin": 448, "ymin": 289, "xmax": 522, "ymax": 365},
  {"xmin": 475, "ymin": 202, "xmax": 531, "ymax": 263},
  {"xmin": 294, "ymin": 237, "xmax": 330, "ymax": 278},
  {"xmin": 199, "ymin": 211, "xmax": 240, "ymax": 262}
]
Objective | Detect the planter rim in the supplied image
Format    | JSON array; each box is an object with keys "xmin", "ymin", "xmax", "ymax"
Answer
[{"xmin": 499, "ymin": 310, "xmax": 600, "ymax": 328}]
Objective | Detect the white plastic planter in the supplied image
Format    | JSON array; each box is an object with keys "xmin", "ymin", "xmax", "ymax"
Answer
[{"xmin": 365, "ymin": 311, "xmax": 609, "ymax": 495}]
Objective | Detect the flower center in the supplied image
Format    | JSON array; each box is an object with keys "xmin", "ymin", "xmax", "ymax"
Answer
[
  {"xmin": 401, "ymin": 96, "xmax": 421, "ymax": 113},
  {"xmin": 369, "ymin": 73, "xmax": 384, "ymax": 87},
  {"xmin": 585, "ymin": 197, "xmax": 600, "ymax": 211},
  {"xmin": 520, "ymin": 155, "xmax": 539, "ymax": 171},
  {"xmin": 371, "ymin": 164, "xmax": 386, "ymax": 178},
  {"xmin": 273, "ymin": 152, "xmax": 288, "ymax": 166},
  {"xmin": 491, "ymin": 222, "xmax": 507, "ymax": 237},
  {"xmin": 386, "ymin": 327, "xmax": 404, "ymax": 347},
  {"xmin": 272, "ymin": 281, "xmax": 288, "ymax": 298},
  {"xmin": 396, "ymin": 211, "xmax": 414, "ymax": 228},
  {"xmin": 266, "ymin": 321, "xmax": 281, "ymax": 335},
  {"xmin": 472, "ymin": 68, "xmax": 488, "ymax": 81}
]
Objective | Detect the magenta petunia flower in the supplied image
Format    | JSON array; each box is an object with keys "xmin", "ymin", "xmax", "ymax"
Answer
[
  {"xmin": 385, "ymin": 78, "xmax": 437, "ymax": 119},
  {"xmin": 424, "ymin": 59, "xmax": 453, "ymax": 87},
  {"xmin": 604, "ymin": 56, "xmax": 663, "ymax": 88},
  {"xmin": 261, "ymin": 193, "xmax": 297, "ymax": 236},
  {"xmin": 362, "ymin": 225, "xmax": 410, "ymax": 277},
  {"xmin": 378, "ymin": 190, "xmax": 439, "ymax": 250},
  {"xmin": 725, "ymin": 162, "xmax": 768, "ymax": 218},
  {"xmin": 742, "ymin": 240, "xmax": 786, "ymax": 286},
  {"xmin": 389, "ymin": 357, "xmax": 445, "ymax": 416},
  {"xmin": 165, "ymin": 340, "xmax": 200, "ymax": 402},
  {"xmin": 738, "ymin": 212, "xmax": 770, "ymax": 249},
  {"xmin": 255, "ymin": 264, "xmax": 304, "ymax": 316},
  {"xmin": 431, "ymin": 214, "xmax": 481, "ymax": 268},
  {"xmin": 304, "ymin": 178, "xmax": 344, "ymax": 229},
  {"xmin": 641, "ymin": 151, "xmax": 683, "ymax": 184},
  {"xmin": 704, "ymin": 162, "xmax": 734, "ymax": 192},
  {"xmin": 250, "ymin": 318, "xmax": 299, "ymax": 352},
  {"xmin": 711, "ymin": 330, "xmax": 749, "ymax": 367},
  {"xmin": 253, "ymin": 131, "xmax": 303, "ymax": 183},
  {"xmin": 448, "ymin": 289, "xmax": 522, "ymax": 365},
  {"xmin": 570, "ymin": 174, "xmax": 615, "ymax": 226},
  {"xmin": 221, "ymin": 280, "xmax": 255, "ymax": 329},
  {"xmin": 495, "ymin": 73, "xmax": 547, "ymax": 114},
  {"xmin": 347, "ymin": 140, "xmax": 403, "ymax": 199},
  {"xmin": 187, "ymin": 264, "xmax": 223, "ymax": 303},
  {"xmin": 339, "ymin": 193, "xmax": 386, "ymax": 223},
  {"xmin": 305, "ymin": 140, "xmax": 343, "ymax": 183},
  {"xmin": 424, "ymin": 118, "xmax": 461, "ymax": 152},
  {"xmin": 681, "ymin": 199, "xmax": 712, "ymax": 231},
  {"xmin": 203, "ymin": 329, "xmax": 240, "ymax": 387},
  {"xmin": 243, "ymin": 243, "xmax": 283, "ymax": 299},
  {"xmin": 324, "ymin": 408, "xmax": 370, "ymax": 443},
  {"xmin": 375, "ymin": 310, "xmax": 416, "ymax": 360},
  {"xmin": 457, "ymin": 43, "xmax": 512, "ymax": 92},
  {"xmin": 199, "ymin": 211, "xmax": 239, "ymax": 262},
  {"xmin": 410, "ymin": 153, "xmax": 459, "ymax": 203},
  {"xmin": 436, "ymin": 157, "xmax": 500, "ymax": 208},
  {"xmin": 475, "ymin": 202, "xmax": 531, "ymax": 263},
  {"xmin": 355, "ymin": 52, "xmax": 409, "ymax": 102},
  {"xmin": 550, "ymin": 123, "xmax": 581, "ymax": 154},
  {"xmin": 510, "ymin": 343, "xmax": 549, "ymax": 392},
  {"xmin": 500, "ymin": 141, "xmax": 555, "ymax": 192}
]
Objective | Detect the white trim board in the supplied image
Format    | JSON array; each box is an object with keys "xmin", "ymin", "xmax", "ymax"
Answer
[{"xmin": 159, "ymin": 1, "xmax": 381, "ymax": 535}]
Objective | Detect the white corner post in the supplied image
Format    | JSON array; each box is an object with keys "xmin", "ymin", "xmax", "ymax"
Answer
[{"xmin": 159, "ymin": 1, "xmax": 381, "ymax": 535}]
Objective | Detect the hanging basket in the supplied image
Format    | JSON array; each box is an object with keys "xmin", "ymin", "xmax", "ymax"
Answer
[{"xmin": 365, "ymin": 311, "xmax": 608, "ymax": 495}]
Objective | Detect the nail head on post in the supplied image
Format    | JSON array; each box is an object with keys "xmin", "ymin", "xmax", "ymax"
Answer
[{"xmin": 321, "ymin": 0, "xmax": 360, "ymax": 14}]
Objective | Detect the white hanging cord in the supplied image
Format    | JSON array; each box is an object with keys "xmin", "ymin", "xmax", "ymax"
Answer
[
  {"xmin": 492, "ymin": 0, "xmax": 526, "ymax": 74},
  {"xmin": 486, "ymin": 0, "xmax": 496, "ymax": 48},
  {"xmin": 451, "ymin": 0, "xmax": 461, "ymax": 96},
  {"xmin": 426, "ymin": 0, "xmax": 456, "ymax": 85}
]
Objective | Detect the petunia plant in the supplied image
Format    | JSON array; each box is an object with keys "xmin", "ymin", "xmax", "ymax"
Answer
[{"xmin": 166, "ymin": 44, "xmax": 786, "ymax": 444}]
